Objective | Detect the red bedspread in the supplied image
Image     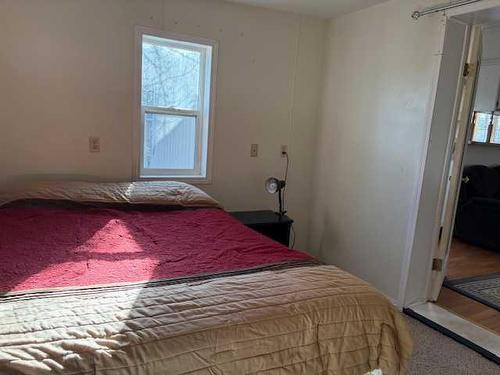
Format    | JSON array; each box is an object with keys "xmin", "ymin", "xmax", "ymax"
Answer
[{"xmin": 0, "ymin": 207, "xmax": 312, "ymax": 293}]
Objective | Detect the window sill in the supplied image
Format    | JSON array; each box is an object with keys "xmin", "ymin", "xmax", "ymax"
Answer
[{"xmin": 468, "ymin": 141, "xmax": 500, "ymax": 148}]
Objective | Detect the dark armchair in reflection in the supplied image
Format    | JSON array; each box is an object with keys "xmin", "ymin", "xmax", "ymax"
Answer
[{"xmin": 455, "ymin": 165, "xmax": 500, "ymax": 252}]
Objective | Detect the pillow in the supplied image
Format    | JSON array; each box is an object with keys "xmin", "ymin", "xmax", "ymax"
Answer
[{"xmin": 0, "ymin": 181, "xmax": 221, "ymax": 209}]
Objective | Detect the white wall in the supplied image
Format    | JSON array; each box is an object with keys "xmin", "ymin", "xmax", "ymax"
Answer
[
  {"xmin": 482, "ymin": 23, "xmax": 500, "ymax": 61},
  {"xmin": 464, "ymin": 145, "xmax": 500, "ymax": 166},
  {"xmin": 0, "ymin": 0, "xmax": 326, "ymax": 249},
  {"xmin": 309, "ymin": 0, "xmax": 446, "ymax": 303}
]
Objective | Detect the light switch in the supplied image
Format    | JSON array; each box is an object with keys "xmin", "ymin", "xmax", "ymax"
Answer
[{"xmin": 89, "ymin": 137, "xmax": 101, "ymax": 153}]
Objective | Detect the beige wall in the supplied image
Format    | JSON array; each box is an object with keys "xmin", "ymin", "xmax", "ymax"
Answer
[
  {"xmin": 0, "ymin": 0, "xmax": 326, "ymax": 249},
  {"xmin": 309, "ymin": 0, "xmax": 445, "ymax": 302},
  {"xmin": 464, "ymin": 145, "xmax": 500, "ymax": 166}
]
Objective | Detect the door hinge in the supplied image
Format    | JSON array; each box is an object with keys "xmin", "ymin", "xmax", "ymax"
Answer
[
  {"xmin": 432, "ymin": 258, "xmax": 444, "ymax": 272},
  {"xmin": 463, "ymin": 63, "xmax": 471, "ymax": 77}
]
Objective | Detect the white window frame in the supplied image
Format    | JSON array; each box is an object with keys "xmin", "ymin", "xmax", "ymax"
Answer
[{"xmin": 133, "ymin": 28, "xmax": 218, "ymax": 183}]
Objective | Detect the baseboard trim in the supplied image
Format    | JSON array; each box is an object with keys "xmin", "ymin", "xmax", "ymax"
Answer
[{"xmin": 404, "ymin": 306, "xmax": 500, "ymax": 364}]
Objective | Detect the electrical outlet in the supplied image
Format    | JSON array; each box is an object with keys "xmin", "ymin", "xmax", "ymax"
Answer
[
  {"xmin": 281, "ymin": 145, "xmax": 288, "ymax": 156},
  {"xmin": 250, "ymin": 144, "xmax": 258, "ymax": 157},
  {"xmin": 89, "ymin": 136, "xmax": 101, "ymax": 153}
]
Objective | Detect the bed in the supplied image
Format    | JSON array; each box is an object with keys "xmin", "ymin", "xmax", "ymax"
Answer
[{"xmin": 0, "ymin": 181, "xmax": 412, "ymax": 375}]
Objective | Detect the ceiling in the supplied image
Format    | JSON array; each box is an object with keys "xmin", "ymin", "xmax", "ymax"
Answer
[
  {"xmin": 453, "ymin": 6, "xmax": 500, "ymax": 26},
  {"xmin": 224, "ymin": 0, "xmax": 389, "ymax": 19}
]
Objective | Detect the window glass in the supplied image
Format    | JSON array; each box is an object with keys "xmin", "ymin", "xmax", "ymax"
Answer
[
  {"xmin": 144, "ymin": 113, "xmax": 197, "ymax": 170},
  {"xmin": 471, "ymin": 112, "xmax": 491, "ymax": 143},
  {"xmin": 491, "ymin": 115, "xmax": 500, "ymax": 144},
  {"xmin": 142, "ymin": 41, "xmax": 201, "ymax": 110}
]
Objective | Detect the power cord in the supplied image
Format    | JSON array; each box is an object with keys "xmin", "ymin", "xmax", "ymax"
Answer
[
  {"xmin": 290, "ymin": 224, "xmax": 296, "ymax": 249},
  {"xmin": 282, "ymin": 152, "xmax": 289, "ymax": 215},
  {"xmin": 282, "ymin": 152, "xmax": 296, "ymax": 248}
]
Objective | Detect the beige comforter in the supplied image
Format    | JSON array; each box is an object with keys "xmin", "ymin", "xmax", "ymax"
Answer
[{"xmin": 0, "ymin": 265, "xmax": 412, "ymax": 375}]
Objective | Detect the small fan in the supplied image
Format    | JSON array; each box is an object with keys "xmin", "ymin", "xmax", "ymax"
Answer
[{"xmin": 265, "ymin": 177, "xmax": 286, "ymax": 217}]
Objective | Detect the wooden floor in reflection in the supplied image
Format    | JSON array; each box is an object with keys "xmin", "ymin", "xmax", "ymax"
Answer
[{"xmin": 436, "ymin": 239, "xmax": 500, "ymax": 335}]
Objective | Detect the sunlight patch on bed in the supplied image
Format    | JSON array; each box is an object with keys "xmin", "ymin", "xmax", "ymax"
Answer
[{"xmin": 76, "ymin": 219, "xmax": 146, "ymax": 254}]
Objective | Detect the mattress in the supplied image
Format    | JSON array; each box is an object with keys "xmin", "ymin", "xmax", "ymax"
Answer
[{"xmin": 0, "ymin": 182, "xmax": 412, "ymax": 374}]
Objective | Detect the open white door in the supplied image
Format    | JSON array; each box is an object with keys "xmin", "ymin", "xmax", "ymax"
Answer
[{"xmin": 428, "ymin": 25, "xmax": 482, "ymax": 301}]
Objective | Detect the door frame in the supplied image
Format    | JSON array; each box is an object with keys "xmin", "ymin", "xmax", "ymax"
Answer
[
  {"xmin": 400, "ymin": 16, "xmax": 471, "ymax": 308},
  {"xmin": 400, "ymin": 0, "xmax": 500, "ymax": 308},
  {"xmin": 428, "ymin": 25, "xmax": 482, "ymax": 301}
]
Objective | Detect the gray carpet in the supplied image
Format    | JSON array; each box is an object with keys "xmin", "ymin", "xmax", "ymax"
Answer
[{"xmin": 406, "ymin": 317, "xmax": 499, "ymax": 374}]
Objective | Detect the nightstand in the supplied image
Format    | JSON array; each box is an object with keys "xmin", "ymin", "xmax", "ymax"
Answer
[{"xmin": 230, "ymin": 210, "xmax": 293, "ymax": 247}]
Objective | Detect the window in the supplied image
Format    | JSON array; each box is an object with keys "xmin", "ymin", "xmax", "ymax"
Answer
[
  {"xmin": 492, "ymin": 115, "xmax": 500, "ymax": 144},
  {"xmin": 471, "ymin": 112, "xmax": 500, "ymax": 145},
  {"xmin": 137, "ymin": 31, "xmax": 216, "ymax": 180}
]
